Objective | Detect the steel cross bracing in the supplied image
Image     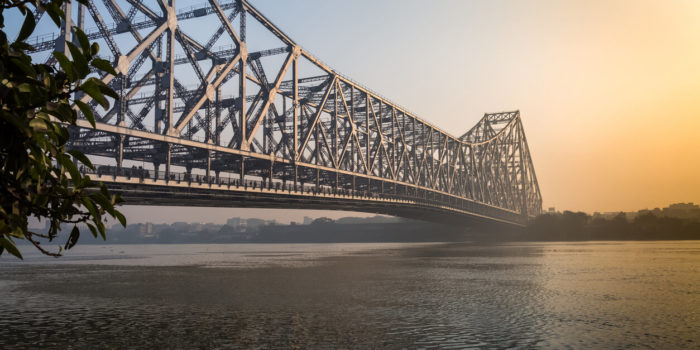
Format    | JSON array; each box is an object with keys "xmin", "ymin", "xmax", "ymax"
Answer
[{"xmin": 34, "ymin": 0, "xmax": 542, "ymax": 225}]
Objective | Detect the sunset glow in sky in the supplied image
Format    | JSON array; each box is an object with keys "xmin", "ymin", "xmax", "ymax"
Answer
[{"xmin": 251, "ymin": 0, "xmax": 699, "ymax": 214}]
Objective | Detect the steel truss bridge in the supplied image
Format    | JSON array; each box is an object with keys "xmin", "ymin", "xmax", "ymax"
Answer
[{"xmin": 34, "ymin": 0, "xmax": 542, "ymax": 225}]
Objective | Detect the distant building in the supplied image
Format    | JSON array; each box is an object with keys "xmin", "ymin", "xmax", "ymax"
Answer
[
  {"xmin": 171, "ymin": 222, "xmax": 190, "ymax": 231},
  {"xmin": 247, "ymin": 218, "xmax": 265, "ymax": 229},
  {"xmin": 138, "ymin": 222, "xmax": 154, "ymax": 238},
  {"xmin": 226, "ymin": 217, "xmax": 241, "ymax": 227},
  {"xmin": 663, "ymin": 202, "xmax": 700, "ymax": 220},
  {"xmin": 139, "ymin": 223, "xmax": 152, "ymax": 234},
  {"xmin": 548, "ymin": 207, "xmax": 556, "ymax": 213}
]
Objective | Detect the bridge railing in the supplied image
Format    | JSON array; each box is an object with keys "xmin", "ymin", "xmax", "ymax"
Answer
[{"xmin": 80, "ymin": 163, "xmax": 526, "ymax": 224}]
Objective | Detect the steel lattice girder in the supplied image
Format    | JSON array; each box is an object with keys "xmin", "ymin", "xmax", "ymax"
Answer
[{"xmin": 33, "ymin": 0, "xmax": 542, "ymax": 224}]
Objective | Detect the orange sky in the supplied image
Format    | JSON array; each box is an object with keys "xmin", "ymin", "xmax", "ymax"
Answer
[
  {"xmin": 503, "ymin": 0, "xmax": 700, "ymax": 212},
  {"xmin": 269, "ymin": 0, "xmax": 700, "ymax": 213}
]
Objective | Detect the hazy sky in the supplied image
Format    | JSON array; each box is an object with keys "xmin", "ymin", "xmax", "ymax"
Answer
[{"xmin": 16, "ymin": 0, "xmax": 700, "ymax": 224}]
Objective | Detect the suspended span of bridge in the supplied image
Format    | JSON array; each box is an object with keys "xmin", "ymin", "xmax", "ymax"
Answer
[{"xmin": 32, "ymin": 0, "xmax": 542, "ymax": 225}]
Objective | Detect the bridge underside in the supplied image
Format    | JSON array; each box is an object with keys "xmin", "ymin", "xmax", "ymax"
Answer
[{"xmin": 93, "ymin": 175, "xmax": 527, "ymax": 226}]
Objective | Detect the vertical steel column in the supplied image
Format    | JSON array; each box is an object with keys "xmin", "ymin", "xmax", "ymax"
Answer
[
  {"xmin": 116, "ymin": 135, "xmax": 124, "ymax": 169},
  {"xmin": 238, "ymin": 2, "xmax": 247, "ymax": 151},
  {"xmin": 517, "ymin": 122, "xmax": 529, "ymax": 218},
  {"xmin": 350, "ymin": 85, "xmax": 354, "ymax": 172},
  {"xmin": 333, "ymin": 81, "xmax": 338, "ymax": 162},
  {"xmin": 292, "ymin": 56, "xmax": 298, "ymax": 191},
  {"xmin": 164, "ymin": 0, "xmax": 176, "ymax": 136},
  {"xmin": 292, "ymin": 57, "xmax": 298, "ymax": 159},
  {"xmin": 76, "ymin": 3, "xmax": 84, "ymax": 32},
  {"xmin": 293, "ymin": 164, "xmax": 298, "ymax": 191},
  {"xmin": 240, "ymin": 156, "xmax": 245, "ymax": 183},
  {"xmin": 366, "ymin": 92, "xmax": 370, "ymax": 175},
  {"xmin": 378, "ymin": 101, "xmax": 383, "ymax": 180},
  {"xmin": 55, "ymin": 2, "xmax": 71, "ymax": 53},
  {"xmin": 215, "ymin": 86, "xmax": 221, "ymax": 145},
  {"xmin": 392, "ymin": 109, "xmax": 396, "ymax": 176},
  {"xmin": 352, "ymin": 175, "xmax": 355, "ymax": 196},
  {"xmin": 268, "ymin": 158, "xmax": 273, "ymax": 189},
  {"xmin": 316, "ymin": 168, "xmax": 320, "ymax": 191},
  {"xmin": 314, "ymin": 119, "xmax": 318, "ymax": 163},
  {"xmin": 206, "ymin": 151, "xmax": 211, "ymax": 183},
  {"xmin": 165, "ymin": 144, "xmax": 171, "ymax": 182}
]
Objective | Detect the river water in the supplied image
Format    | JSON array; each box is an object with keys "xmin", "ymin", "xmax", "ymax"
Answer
[{"xmin": 1, "ymin": 241, "xmax": 698, "ymax": 349}]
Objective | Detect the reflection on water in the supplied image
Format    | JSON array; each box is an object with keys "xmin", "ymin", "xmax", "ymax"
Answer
[
  {"xmin": 1, "ymin": 241, "xmax": 698, "ymax": 348},
  {"xmin": 6, "ymin": 243, "xmax": 430, "ymax": 268}
]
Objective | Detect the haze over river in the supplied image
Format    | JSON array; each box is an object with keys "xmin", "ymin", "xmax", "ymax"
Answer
[{"xmin": 1, "ymin": 241, "xmax": 698, "ymax": 348}]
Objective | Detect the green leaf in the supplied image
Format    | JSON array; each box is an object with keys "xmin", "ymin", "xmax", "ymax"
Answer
[
  {"xmin": 86, "ymin": 223, "xmax": 98, "ymax": 238},
  {"xmin": 96, "ymin": 221, "xmax": 106, "ymax": 240},
  {"xmin": 16, "ymin": 10, "xmax": 36, "ymax": 43},
  {"xmin": 99, "ymin": 82, "xmax": 120, "ymax": 100},
  {"xmin": 53, "ymin": 51, "xmax": 73, "ymax": 79},
  {"xmin": 75, "ymin": 100, "xmax": 96, "ymax": 128},
  {"xmin": 90, "ymin": 42, "xmax": 100, "ymax": 56},
  {"xmin": 59, "ymin": 154, "xmax": 81, "ymax": 183},
  {"xmin": 43, "ymin": 3, "xmax": 65, "ymax": 27},
  {"xmin": 81, "ymin": 197, "xmax": 100, "ymax": 222},
  {"xmin": 75, "ymin": 28, "xmax": 90, "ymax": 55},
  {"xmin": 29, "ymin": 117, "xmax": 49, "ymax": 132},
  {"xmin": 54, "ymin": 102, "xmax": 76, "ymax": 123},
  {"xmin": 9, "ymin": 56, "xmax": 36, "ymax": 77},
  {"xmin": 113, "ymin": 193, "xmax": 125, "ymax": 205},
  {"xmin": 18, "ymin": 83, "xmax": 32, "ymax": 93},
  {"xmin": 65, "ymin": 226, "xmax": 80, "ymax": 250},
  {"xmin": 67, "ymin": 149, "xmax": 94, "ymax": 169},
  {"xmin": 99, "ymin": 184, "xmax": 110, "ymax": 198},
  {"xmin": 90, "ymin": 58, "xmax": 117, "ymax": 76},
  {"xmin": 80, "ymin": 175, "xmax": 94, "ymax": 188},
  {"xmin": 67, "ymin": 42, "xmax": 88, "ymax": 78},
  {"xmin": 115, "ymin": 211, "xmax": 127, "ymax": 227},
  {"xmin": 91, "ymin": 192, "xmax": 115, "ymax": 214},
  {"xmin": 0, "ymin": 238, "xmax": 23, "ymax": 260},
  {"xmin": 11, "ymin": 41, "xmax": 35, "ymax": 52},
  {"xmin": 79, "ymin": 79, "xmax": 107, "ymax": 109}
]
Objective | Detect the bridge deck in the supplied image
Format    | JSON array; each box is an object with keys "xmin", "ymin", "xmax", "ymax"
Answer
[{"xmin": 88, "ymin": 173, "xmax": 527, "ymax": 226}]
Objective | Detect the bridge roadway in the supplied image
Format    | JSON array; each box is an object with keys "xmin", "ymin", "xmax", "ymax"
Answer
[{"xmin": 81, "ymin": 167, "xmax": 526, "ymax": 226}]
